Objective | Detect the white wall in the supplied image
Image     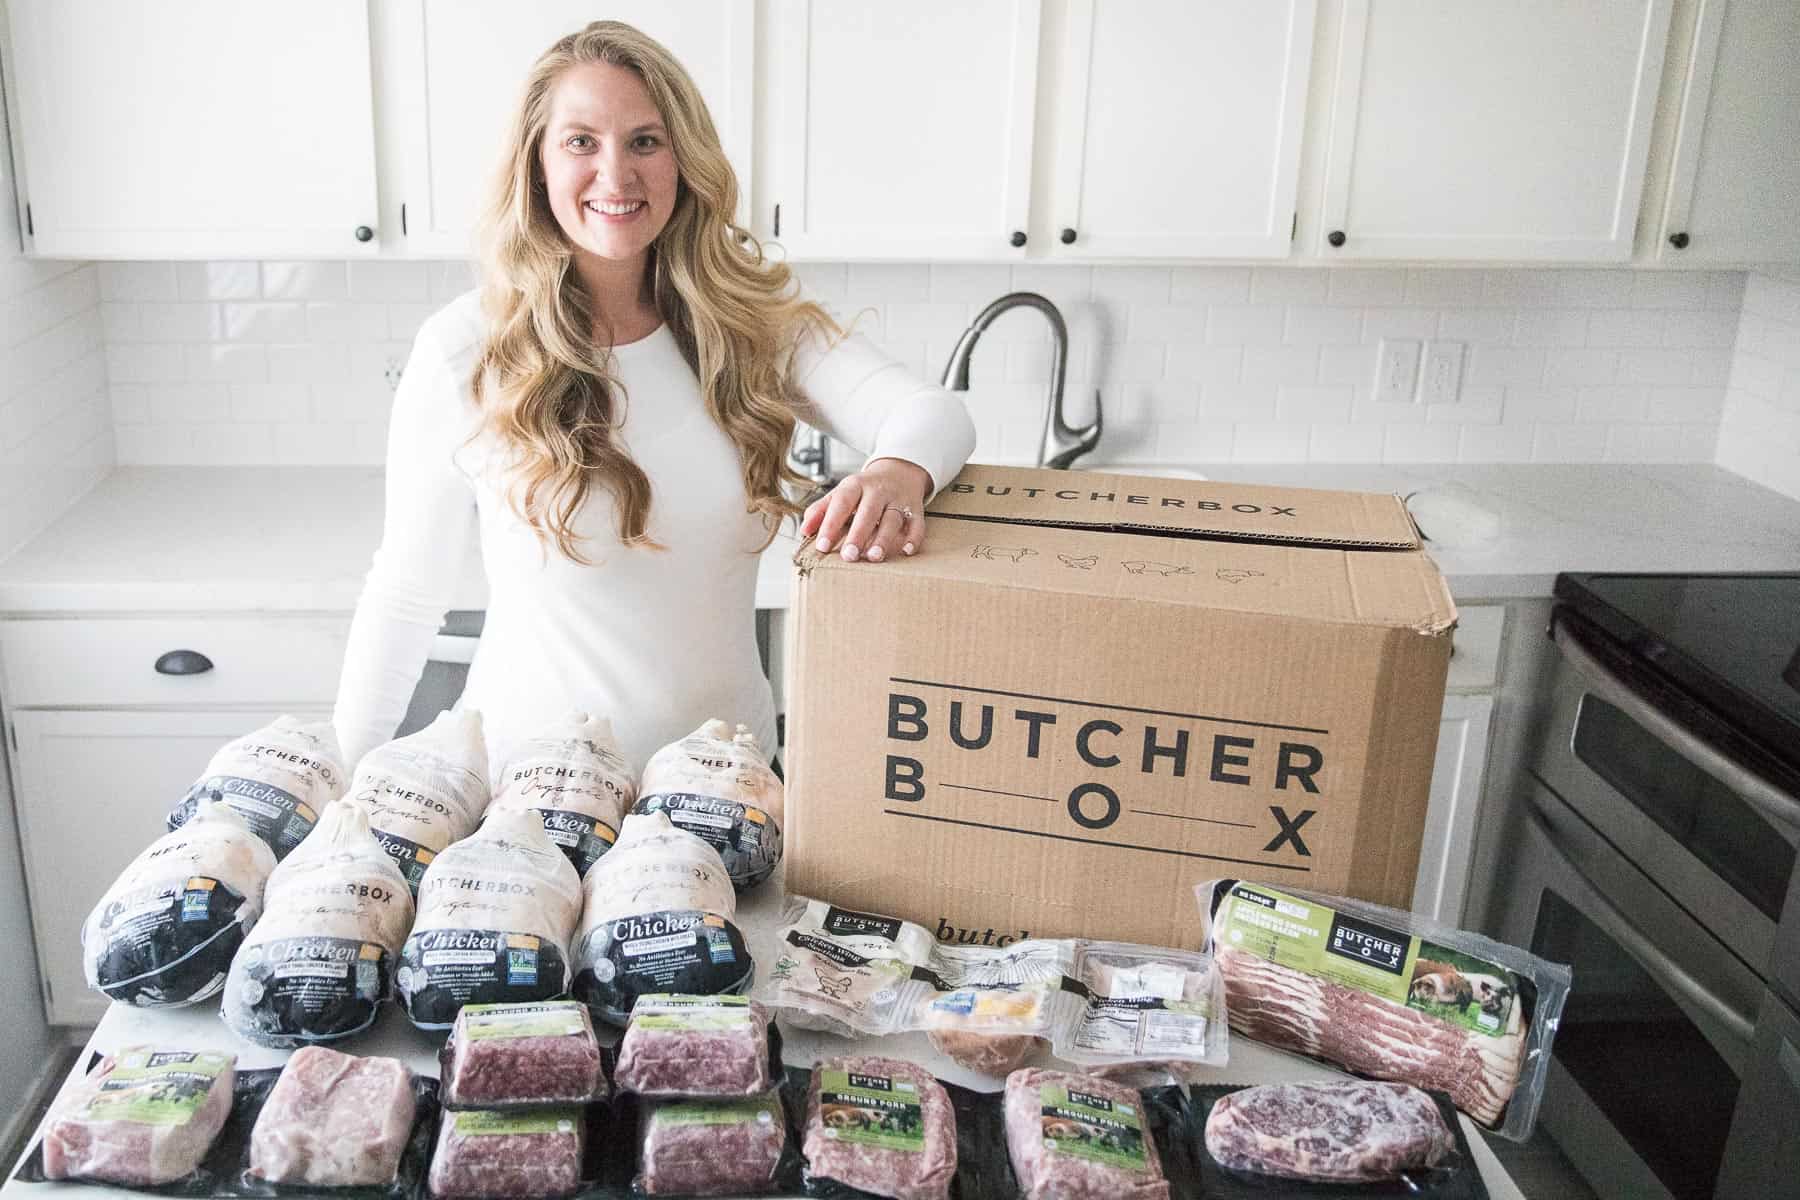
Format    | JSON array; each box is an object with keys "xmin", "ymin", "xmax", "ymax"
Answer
[{"xmin": 1718, "ymin": 271, "xmax": 1800, "ymax": 500}]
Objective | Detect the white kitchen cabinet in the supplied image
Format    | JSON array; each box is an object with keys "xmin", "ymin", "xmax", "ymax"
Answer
[
  {"xmin": 764, "ymin": 0, "xmax": 1041, "ymax": 260},
  {"xmin": 3, "ymin": 0, "xmax": 380, "ymax": 259},
  {"xmin": 389, "ymin": 1, "xmax": 753, "ymax": 255},
  {"xmin": 1044, "ymin": 0, "xmax": 1315, "ymax": 259},
  {"xmin": 1317, "ymin": 0, "xmax": 1672, "ymax": 262},
  {"xmin": 1657, "ymin": 0, "xmax": 1800, "ymax": 265},
  {"xmin": 11, "ymin": 708, "xmax": 326, "ymax": 1026}
]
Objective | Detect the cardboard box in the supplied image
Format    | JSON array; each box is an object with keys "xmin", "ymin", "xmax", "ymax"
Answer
[{"xmin": 783, "ymin": 465, "xmax": 1456, "ymax": 950}]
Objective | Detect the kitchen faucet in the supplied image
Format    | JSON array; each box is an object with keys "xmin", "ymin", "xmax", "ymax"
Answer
[{"xmin": 941, "ymin": 291, "xmax": 1102, "ymax": 470}]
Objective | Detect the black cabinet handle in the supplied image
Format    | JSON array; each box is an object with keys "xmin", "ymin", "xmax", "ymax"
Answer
[
  {"xmin": 1060, "ymin": 228, "xmax": 1077, "ymax": 245},
  {"xmin": 1669, "ymin": 231, "xmax": 1690, "ymax": 249},
  {"xmin": 154, "ymin": 649, "xmax": 214, "ymax": 676},
  {"xmin": 1327, "ymin": 230, "xmax": 1346, "ymax": 248},
  {"xmin": 354, "ymin": 225, "xmax": 374, "ymax": 242},
  {"xmin": 1009, "ymin": 230, "xmax": 1026, "ymax": 247}
]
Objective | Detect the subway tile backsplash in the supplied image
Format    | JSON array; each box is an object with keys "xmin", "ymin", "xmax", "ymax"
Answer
[{"xmin": 1718, "ymin": 271, "xmax": 1800, "ymax": 501}]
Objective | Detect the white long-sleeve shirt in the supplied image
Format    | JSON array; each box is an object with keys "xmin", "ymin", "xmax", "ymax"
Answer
[{"xmin": 332, "ymin": 289, "xmax": 976, "ymax": 778}]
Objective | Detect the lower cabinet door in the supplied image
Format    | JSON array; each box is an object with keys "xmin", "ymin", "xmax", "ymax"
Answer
[
  {"xmin": 11, "ymin": 708, "xmax": 328, "ymax": 1027},
  {"xmin": 1412, "ymin": 693, "xmax": 1496, "ymax": 926}
]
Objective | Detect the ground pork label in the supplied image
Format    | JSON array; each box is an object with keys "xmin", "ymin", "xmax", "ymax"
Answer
[
  {"xmin": 817, "ymin": 1070, "xmax": 924, "ymax": 1152},
  {"xmin": 398, "ymin": 929, "xmax": 567, "ymax": 1026},
  {"xmin": 532, "ymin": 806, "xmax": 617, "ymax": 877},
  {"xmin": 232, "ymin": 934, "xmax": 389, "ymax": 1039},
  {"xmin": 1038, "ymin": 1082, "xmax": 1147, "ymax": 1170},
  {"xmin": 634, "ymin": 793, "xmax": 782, "ymax": 886},
  {"xmin": 80, "ymin": 1051, "xmax": 234, "ymax": 1126}
]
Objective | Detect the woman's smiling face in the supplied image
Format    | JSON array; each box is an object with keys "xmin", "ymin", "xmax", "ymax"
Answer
[{"xmin": 538, "ymin": 60, "xmax": 679, "ymax": 268}]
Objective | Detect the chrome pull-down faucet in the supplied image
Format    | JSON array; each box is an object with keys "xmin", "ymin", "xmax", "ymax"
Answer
[{"xmin": 940, "ymin": 291, "xmax": 1102, "ymax": 469}]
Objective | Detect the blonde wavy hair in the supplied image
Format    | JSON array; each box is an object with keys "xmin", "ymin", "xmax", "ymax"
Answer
[{"xmin": 473, "ymin": 20, "xmax": 838, "ymax": 561}]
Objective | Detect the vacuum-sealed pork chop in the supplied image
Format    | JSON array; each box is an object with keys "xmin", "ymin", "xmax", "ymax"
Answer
[
  {"xmin": 804, "ymin": 1056, "xmax": 955, "ymax": 1200},
  {"xmin": 249, "ymin": 1045, "xmax": 416, "ymax": 1186},
  {"xmin": 1003, "ymin": 1068, "xmax": 1169, "ymax": 1200},
  {"xmin": 428, "ymin": 1107, "xmax": 584, "ymax": 1199},
  {"xmin": 43, "ymin": 1048, "xmax": 236, "ymax": 1186},
  {"xmin": 615, "ymin": 994, "xmax": 773, "ymax": 1097},
  {"xmin": 167, "ymin": 715, "xmax": 347, "ymax": 860},
  {"xmin": 350, "ymin": 710, "xmax": 490, "ymax": 894},
  {"xmin": 489, "ymin": 712, "xmax": 635, "ymax": 879},
  {"xmin": 442, "ymin": 1001, "xmax": 605, "ymax": 1107},
  {"xmin": 638, "ymin": 1089, "xmax": 786, "ymax": 1196},
  {"xmin": 1203, "ymin": 1080, "xmax": 1454, "ymax": 1183},
  {"xmin": 633, "ymin": 719, "xmax": 784, "ymax": 890}
]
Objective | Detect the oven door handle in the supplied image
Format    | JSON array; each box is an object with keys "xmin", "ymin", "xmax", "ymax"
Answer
[
  {"xmin": 1526, "ymin": 803, "xmax": 1757, "ymax": 1050},
  {"xmin": 1553, "ymin": 620, "xmax": 1800, "ymax": 835}
]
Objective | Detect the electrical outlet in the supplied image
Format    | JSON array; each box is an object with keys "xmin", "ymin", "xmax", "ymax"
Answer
[
  {"xmin": 1422, "ymin": 340, "xmax": 1464, "ymax": 405},
  {"xmin": 1375, "ymin": 339, "xmax": 1421, "ymax": 405}
]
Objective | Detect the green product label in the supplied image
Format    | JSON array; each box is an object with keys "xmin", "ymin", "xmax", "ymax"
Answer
[
  {"xmin": 1220, "ymin": 883, "xmax": 1516, "ymax": 1034},
  {"xmin": 1038, "ymin": 1083, "xmax": 1147, "ymax": 1171},
  {"xmin": 634, "ymin": 996, "xmax": 754, "ymax": 1033},
  {"xmin": 80, "ymin": 1051, "xmax": 233, "ymax": 1127},
  {"xmin": 451, "ymin": 1108, "xmax": 581, "ymax": 1136},
  {"xmin": 817, "ymin": 1069, "xmax": 925, "ymax": 1152},
  {"xmin": 657, "ymin": 1093, "xmax": 781, "ymax": 1128},
  {"xmin": 462, "ymin": 1001, "xmax": 587, "ymax": 1040}
]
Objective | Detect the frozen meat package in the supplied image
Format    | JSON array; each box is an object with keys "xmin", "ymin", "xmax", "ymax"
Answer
[
  {"xmin": 83, "ymin": 800, "xmax": 276, "ymax": 1008},
  {"xmin": 804, "ymin": 1056, "xmax": 957, "ymax": 1200},
  {"xmin": 754, "ymin": 898, "xmax": 937, "ymax": 1039},
  {"xmin": 221, "ymin": 800, "xmax": 415, "ymax": 1046},
  {"xmin": 248, "ymin": 1045, "xmax": 417, "ymax": 1186},
  {"xmin": 43, "ymin": 1048, "xmax": 236, "ymax": 1185},
  {"xmin": 348, "ymin": 709, "xmax": 490, "ymax": 893},
  {"xmin": 167, "ymin": 715, "xmax": 348, "ymax": 860},
  {"xmin": 633, "ymin": 718, "xmax": 784, "ymax": 890},
  {"xmin": 1202, "ymin": 1079, "xmax": 1454, "ymax": 1184},
  {"xmin": 488, "ymin": 712, "xmax": 636, "ymax": 879},
  {"xmin": 428, "ymin": 1107, "xmax": 585, "ymax": 1200},
  {"xmin": 636, "ymin": 1088, "xmax": 787, "ymax": 1196},
  {"xmin": 441, "ymin": 1000, "xmax": 606, "ymax": 1108},
  {"xmin": 1004, "ymin": 1068, "xmax": 1171, "ymax": 1199},
  {"xmin": 1055, "ymin": 941, "xmax": 1230, "ymax": 1080},
  {"xmin": 615, "ymin": 993, "xmax": 775, "ymax": 1097}
]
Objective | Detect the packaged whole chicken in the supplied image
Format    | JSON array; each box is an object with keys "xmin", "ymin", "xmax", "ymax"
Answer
[
  {"xmin": 615, "ymin": 994, "xmax": 774, "ymax": 1097},
  {"xmin": 247, "ymin": 1046, "xmax": 416, "ymax": 1186},
  {"xmin": 42, "ymin": 1048, "xmax": 236, "ymax": 1185},
  {"xmin": 348, "ymin": 709, "xmax": 490, "ymax": 893},
  {"xmin": 222, "ymin": 800, "xmax": 415, "ymax": 1046},
  {"xmin": 1202, "ymin": 1080, "xmax": 1454, "ymax": 1183},
  {"xmin": 755, "ymin": 899, "xmax": 936, "ymax": 1038},
  {"xmin": 1003, "ymin": 1068, "xmax": 1170, "ymax": 1200},
  {"xmin": 398, "ymin": 806, "xmax": 583, "ymax": 1030},
  {"xmin": 167, "ymin": 715, "xmax": 347, "ymax": 860},
  {"xmin": 83, "ymin": 800, "xmax": 276, "ymax": 1008},
  {"xmin": 632, "ymin": 719, "xmax": 783, "ymax": 890},
  {"xmin": 803, "ymin": 1055, "xmax": 956, "ymax": 1200},
  {"xmin": 428, "ymin": 1107, "xmax": 585, "ymax": 1200},
  {"xmin": 637, "ymin": 1089, "xmax": 786, "ymax": 1196},
  {"xmin": 489, "ymin": 712, "xmax": 635, "ymax": 879},
  {"xmin": 572, "ymin": 812, "xmax": 752, "ymax": 1026},
  {"xmin": 441, "ymin": 1000, "xmax": 606, "ymax": 1108}
]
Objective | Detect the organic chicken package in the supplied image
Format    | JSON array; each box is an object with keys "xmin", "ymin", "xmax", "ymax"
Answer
[
  {"xmin": 348, "ymin": 709, "xmax": 490, "ymax": 893},
  {"xmin": 488, "ymin": 712, "xmax": 635, "ymax": 879},
  {"xmin": 221, "ymin": 800, "xmax": 415, "ymax": 1046},
  {"xmin": 632, "ymin": 719, "xmax": 784, "ymax": 890},
  {"xmin": 84, "ymin": 800, "xmax": 277, "ymax": 1008},
  {"xmin": 166, "ymin": 715, "xmax": 347, "ymax": 860},
  {"xmin": 398, "ymin": 806, "xmax": 584, "ymax": 1030}
]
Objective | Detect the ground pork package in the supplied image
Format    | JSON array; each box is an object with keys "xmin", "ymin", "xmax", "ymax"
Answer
[
  {"xmin": 398, "ymin": 806, "xmax": 584, "ymax": 1030},
  {"xmin": 221, "ymin": 800, "xmax": 415, "ymax": 1046},
  {"xmin": 167, "ymin": 716, "xmax": 348, "ymax": 860},
  {"xmin": 632, "ymin": 719, "xmax": 784, "ymax": 890},
  {"xmin": 247, "ymin": 1045, "xmax": 417, "ymax": 1187},
  {"xmin": 41, "ymin": 1048, "xmax": 237, "ymax": 1186},
  {"xmin": 488, "ymin": 712, "xmax": 635, "ymax": 879},
  {"xmin": 84, "ymin": 800, "xmax": 277, "ymax": 1008},
  {"xmin": 349, "ymin": 709, "xmax": 490, "ymax": 893}
]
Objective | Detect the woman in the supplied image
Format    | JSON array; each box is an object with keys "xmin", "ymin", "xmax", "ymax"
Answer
[{"xmin": 332, "ymin": 22, "xmax": 976, "ymax": 776}]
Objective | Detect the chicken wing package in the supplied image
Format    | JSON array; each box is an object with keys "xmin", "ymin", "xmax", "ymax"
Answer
[
  {"xmin": 572, "ymin": 812, "xmax": 752, "ymax": 1026},
  {"xmin": 1055, "ymin": 942, "xmax": 1230, "ymax": 1082},
  {"xmin": 84, "ymin": 800, "xmax": 277, "ymax": 1008},
  {"xmin": 349, "ymin": 709, "xmax": 490, "ymax": 894},
  {"xmin": 632, "ymin": 719, "xmax": 783, "ymax": 890},
  {"xmin": 754, "ymin": 898, "xmax": 936, "ymax": 1038},
  {"xmin": 398, "ymin": 806, "xmax": 583, "ymax": 1030},
  {"xmin": 428, "ymin": 1107, "xmax": 585, "ymax": 1200},
  {"xmin": 40, "ymin": 1048, "xmax": 236, "ymax": 1186},
  {"xmin": 489, "ymin": 712, "xmax": 635, "ymax": 879},
  {"xmin": 167, "ymin": 715, "xmax": 348, "ymax": 860},
  {"xmin": 1198, "ymin": 878, "xmax": 1572, "ymax": 1140},
  {"xmin": 440, "ymin": 1000, "xmax": 606, "ymax": 1109},
  {"xmin": 615, "ymin": 993, "xmax": 775, "ymax": 1097},
  {"xmin": 1004, "ymin": 1068, "xmax": 1171, "ymax": 1200},
  {"xmin": 247, "ymin": 1046, "xmax": 416, "ymax": 1187},
  {"xmin": 222, "ymin": 800, "xmax": 415, "ymax": 1046}
]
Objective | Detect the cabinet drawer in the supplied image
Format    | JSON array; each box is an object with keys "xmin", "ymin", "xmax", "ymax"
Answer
[{"xmin": 0, "ymin": 616, "xmax": 350, "ymax": 708}]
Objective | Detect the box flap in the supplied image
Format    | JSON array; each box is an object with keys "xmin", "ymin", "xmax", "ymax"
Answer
[{"xmin": 928, "ymin": 464, "xmax": 1420, "ymax": 550}]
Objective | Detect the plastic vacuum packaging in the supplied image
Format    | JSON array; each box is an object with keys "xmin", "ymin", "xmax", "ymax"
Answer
[
  {"xmin": 1202, "ymin": 1080, "xmax": 1455, "ymax": 1184},
  {"xmin": 754, "ymin": 898, "xmax": 936, "ymax": 1038},
  {"xmin": 83, "ymin": 800, "xmax": 277, "ymax": 1008},
  {"xmin": 912, "ymin": 939, "xmax": 1084, "ymax": 1077},
  {"xmin": 349, "ymin": 709, "xmax": 490, "ymax": 893},
  {"xmin": 428, "ymin": 1107, "xmax": 585, "ymax": 1200},
  {"xmin": 1055, "ymin": 942, "xmax": 1230, "ymax": 1082},
  {"xmin": 636, "ymin": 1088, "xmax": 788, "ymax": 1196},
  {"xmin": 1004, "ymin": 1067, "xmax": 1171, "ymax": 1200},
  {"xmin": 167, "ymin": 715, "xmax": 348, "ymax": 860},
  {"xmin": 615, "ymin": 993, "xmax": 774, "ymax": 1097},
  {"xmin": 42, "ymin": 1048, "xmax": 237, "ymax": 1185},
  {"xmin": 803, "ymin": 1056, "xmax": 957, "ymax": 1200},
  {"xmin": 1198, "ymin": 878, "xmax": 1573, "ymax": 1139},
  {"xmin": 488, "ymin": 712, "xmax": 635, "ymax": 879},
  {"xmin": 221, "ymin": 799, "xmax": 415, "ymax": 1047},
  {"xmin": 572, "ymin": 812, "xmax": 752, "ymax": 1026},
  {"xmin": 247, "ymin": 1045, "xmax": 416, "ymax": 1187},
  {"xmin": 632, "ymin": 719, "xmax": 784, "ymax": 890},
  {"xmin": 440, "ymin": 1000, "xmax": 607, "ymax": 1108}
]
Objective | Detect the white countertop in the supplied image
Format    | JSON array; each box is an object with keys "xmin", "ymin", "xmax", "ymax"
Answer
[{"xmin": 0, "ymin": 463, "xmax": 1795, "ymax": 615}]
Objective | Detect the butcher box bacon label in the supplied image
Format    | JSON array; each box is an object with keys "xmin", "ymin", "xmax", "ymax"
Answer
[
  {"xmin": 817, "ymin": 1070, "xmax": 926, "ymax": 1152},
  {"xmin": 461, "ymin": 1001, "xmax": 588, "ymax": 1041},
  {"xmin": 80, "ymin": 1051, "xmax": 235, "ymax": 1126},
  {"xmin": 1037, "ymin": 1082, "xmax": 1147, "ymax": 1171}
]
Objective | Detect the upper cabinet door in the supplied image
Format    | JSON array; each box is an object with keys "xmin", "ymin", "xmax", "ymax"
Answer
[
  {"xmin": 766, "ymin": 0, "xmax": 1041, "ymax": 261},
  {"xmin": 1045, "ymin": 0, "xmax": 1315, "ymax": 260},
  {"xmin": 392, "ymin": 2, "xmax": 753, "ymax": 256},
  {"xmin": 1318, "ymin": 0, "xmax": 1672, "ymax": 262},
  {"xmin": 1658, "ymin": 0, "xmax": 1800, "ymax": 265},
  {"xmin": 5, "ymin": 0, "xmax": 380, "ymax": 259}
]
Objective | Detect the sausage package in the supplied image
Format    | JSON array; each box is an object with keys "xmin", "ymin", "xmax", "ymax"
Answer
[
  {"xmin": 84, "ymin": 801, "xmax": 277, "ymax": 1008},
  {"xmin": 349, "ymin": 709, "xmax": 490, "ymax": 894},
  {"xmin": 1197, "ymin": 878, "xmax": 1572, "ymax": 1140},
  {"xmin": 440, "ymin": 1000, "xmax": 607, "ymax": 1109},
  {"xmin": 489, "ymin": 712, "xmax": 635, "ymax": 879},
  {"xmin": 615, "ymin": 994, "xmax": 775, "ymax": 1098},
  {"xmin": 398, "ymin": 806, "xmax": 584, "ymax": 1030},
  {"xmin": 632, "ymin": 719, "xmax": 784, "ymax": 890},
  {"xmin": 167, "ymin": 715, "xmax": 348, "ymax": 860}
]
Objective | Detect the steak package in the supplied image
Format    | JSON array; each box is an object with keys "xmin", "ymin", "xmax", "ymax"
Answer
[
  {"xmin": 615, "ymin": 993, "xmax": 775, "ymax": 1097},
  {"xmin": 247, "ymin": 1046, "xmax": 415, "ymax": 1187},
  {"xmin": 1003, "ymin": 1068, "xmax": 1171, "ymax": 1200},
  {"xmin": 398, "ymin": 806, "xmax": 583, "ymax": 1030},
  {"xmin": 572, "ymin": 813, "xmax": 752, "ymax": 1026},
  {"xmin": 222, "ymin": 800, "xmax": 415, "ymax": 1046},
  {"xmin": 755, "ymin": 898, "xmax": 937, "ymax": 1038},
  {"xmin": 636, "ymin": 1088, "xmax": 788, "ymax": 1196},
  {"xmin": 803, "ymin": 1056, "xmax": 957, "ymax": 1200},
  {"xmin": 1056, "ymin": 942, "xmax": 1230, "ymax": 1080},
  {"xmin": 440, "ymin": 1000, "xmax": 607, "ymax": 1108},
  {"xmin": 428, "ymin": 1107, "xmax": 585, "ymax": 1199},
  {"xmin": 632, "ymin": 719, "xmax": 785, "ymax": 890},
  {"xmin": 167, "ymin": 715, "xmax": 348, "ymax": 861},
  {"xmin": 489, "ymin": 712, "xmax": 635, "ymax": 879},
  {"xmin": 1198, "ymin": 878, "xmax": 1572, "ymax": 1140},
  {"xmin": 41, "ymin": 1048, "xmax": 236, "ymax": 1185},
  {"xmin": 83, "ymin": 800, "xmax": 277, "ymax": 1008},
  {"xmin": 349, "ymin": 709, "xmax": 491, "ymax": 894}
]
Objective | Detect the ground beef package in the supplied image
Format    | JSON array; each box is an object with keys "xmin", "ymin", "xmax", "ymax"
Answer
[
  {"xmin": 222, "ymin": 800, "xmax": 415, "ymax": 1047},
  {"xmin": 398, "ymin": 806, "xmax": 583, "ymax": 1030},
  {"xmin": 632, "ymin": 719, "xmax": 785, "ymax": 891},
  {"xmin": 615, "ymin": 993, "xmax": 775, "ymax": 1097},
  {"xmin": 636, "ymin": 1088, "xmax": 789, "ymax": 1196},
  {"xmin": 440, "ymin": 1000, "xmax": 608, "ymax": 1108},
  {"xmin": 350, "ymin": 710, "xmax": 491, "ymax": 894},
  {"xmin": 428, "ymin": 1107, "xmax": 586, "ymax": 1199},
  {"xmin": 84, "ymin": 801, "xmax": 277, "ymax": 1008},
  {"xmin": 167, "ymin": 716, "xmax": 348, "ymax": 861},
  {"xmin": 489, "ymin": 713, "xmax": 636, "ymax": 880}
]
